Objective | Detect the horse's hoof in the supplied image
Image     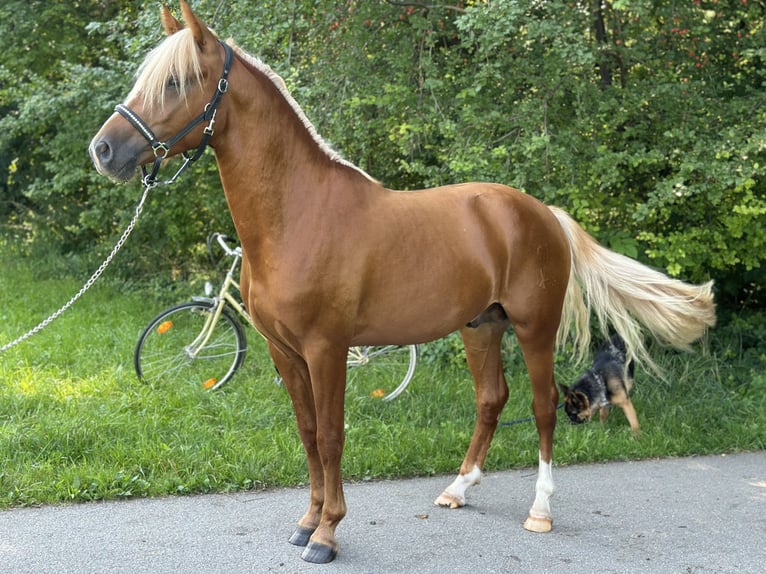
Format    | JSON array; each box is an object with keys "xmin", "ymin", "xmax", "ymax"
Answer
[
  {"xmin": 301, "ymin": 541, "xmax": 338, "ymax": 563},
  {"xmin": 523, "ymin": 514, "xmax": 553, "ymax": 533},
  {"xmin": 288, "ymin": 526, "xmax": 316, "ymax": 547},
  {"xmin": 434, "ymin": 492, "xmax": 464, "ymax": 509}
]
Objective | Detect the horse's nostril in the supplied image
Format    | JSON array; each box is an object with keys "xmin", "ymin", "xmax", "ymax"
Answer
[{"xmin": 93, "ymin": 139, "xmax": 112, "ymax": 163}]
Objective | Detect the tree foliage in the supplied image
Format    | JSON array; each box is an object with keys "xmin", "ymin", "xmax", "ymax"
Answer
[{"xmin": 1, "ymin": 0, "xmax": 764, "ymax": 307}]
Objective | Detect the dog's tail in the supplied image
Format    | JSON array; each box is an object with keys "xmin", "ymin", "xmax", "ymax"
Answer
[{"xmin": 549, "ymin": 206, "xmax": 716, "ymax": 373}]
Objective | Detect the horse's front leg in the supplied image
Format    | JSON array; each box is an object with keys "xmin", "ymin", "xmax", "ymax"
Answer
[
  {"xmin": 299, "ymin": 343, "xmax": 349, "ymax": 564},
  {"xmin": 267, "ymin": 343, "xmax": 325, "ymax": 548}
]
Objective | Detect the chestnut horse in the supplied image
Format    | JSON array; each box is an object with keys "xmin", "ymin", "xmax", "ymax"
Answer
[{"xmin": 90, "ymin": 1, "xmax": 716, "ymax": 564}]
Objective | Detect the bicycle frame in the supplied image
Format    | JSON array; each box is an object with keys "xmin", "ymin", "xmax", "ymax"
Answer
[{"xmin": 186, "ymin": 236, "xmax": 250, "ymax": 359}]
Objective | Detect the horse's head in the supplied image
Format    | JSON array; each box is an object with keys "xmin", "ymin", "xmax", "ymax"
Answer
[{"xmin": 89, "ymin": 0, "xmax": 230, "ymax": 184}]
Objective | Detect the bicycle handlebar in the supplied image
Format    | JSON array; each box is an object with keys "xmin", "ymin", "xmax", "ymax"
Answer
[{"xmin": 207, "ymin": 232, "xmax": 241, "ymax": 261}]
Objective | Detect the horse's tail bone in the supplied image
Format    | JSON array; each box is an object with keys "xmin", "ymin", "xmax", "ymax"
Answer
[{"xmin": 548, "ymin": 205, "xmax": 716, "ymax": 375}]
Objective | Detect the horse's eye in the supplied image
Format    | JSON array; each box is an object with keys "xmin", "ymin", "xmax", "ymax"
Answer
[{"xmin": 166, "ymin": 76, "xmax": 180, "ymax": 91}]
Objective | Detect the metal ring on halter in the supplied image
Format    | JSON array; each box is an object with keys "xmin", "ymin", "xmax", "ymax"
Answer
[{"xmin": 152, "ymin": 143, "xmax": 170, "ymax": 158}]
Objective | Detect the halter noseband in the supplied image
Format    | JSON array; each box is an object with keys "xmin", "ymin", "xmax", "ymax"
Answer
[{"xmin": 115, "ymin": 40, "xmax": 234, "ymax": 189}]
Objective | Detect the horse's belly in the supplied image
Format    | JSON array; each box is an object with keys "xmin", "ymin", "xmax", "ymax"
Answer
[{"xmin": 350, "ymin": 272, "xmax": 495, "ymax": 346}]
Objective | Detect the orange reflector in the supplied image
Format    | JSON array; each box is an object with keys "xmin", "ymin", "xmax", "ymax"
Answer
[
  {"xmin": 156, "ymin": 321, "xmax": 173, "ymax": 335},
  {"xmin": 203, "ymin": 378, "xmax": 218, "ymax": 390}
]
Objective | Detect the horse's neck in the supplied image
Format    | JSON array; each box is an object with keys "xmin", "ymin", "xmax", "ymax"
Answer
[{"xmin": 213, "ymin": 71, "xmax": 333, "ymax": 235}]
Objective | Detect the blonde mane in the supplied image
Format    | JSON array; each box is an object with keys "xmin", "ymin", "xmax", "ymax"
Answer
[
  {"xmin": 227, "ymin": 41, "xmax": 376, "ymax": 182},
  {"xmin": 126, "ymin": 28, "xmax": 374, "ymax": 182}
]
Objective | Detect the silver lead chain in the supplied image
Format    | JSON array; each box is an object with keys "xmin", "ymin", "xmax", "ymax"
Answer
[{"xmin": 0, "ymin": 185, "xmax": 151, "ymax": 354}]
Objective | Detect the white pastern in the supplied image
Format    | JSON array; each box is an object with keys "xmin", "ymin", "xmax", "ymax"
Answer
[
  {"xmin": 435, "ymin": 465, "xmax": 482, "ymax": 508},
  {"xmin": 529, "ymin": 452, "xmax": 554, "ymax": 520}
]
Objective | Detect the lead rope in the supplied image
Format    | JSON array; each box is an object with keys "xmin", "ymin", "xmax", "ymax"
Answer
[
  {"xmin": 0, "ymin": 184, "xmax": 151, "ymax": 354},
  {"xmin": 498, "ymin": 403, "xmax": 564, "ymax": 427}
]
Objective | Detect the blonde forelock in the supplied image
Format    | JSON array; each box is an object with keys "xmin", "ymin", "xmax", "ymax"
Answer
[{"xmin": 127, "ymin": 29, "xmax": 212, "ymax": 111}]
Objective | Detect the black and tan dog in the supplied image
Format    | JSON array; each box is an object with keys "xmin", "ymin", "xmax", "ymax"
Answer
[{"xmin": 559, "ymin": 334, "xmax": 640, "ymax": 435}]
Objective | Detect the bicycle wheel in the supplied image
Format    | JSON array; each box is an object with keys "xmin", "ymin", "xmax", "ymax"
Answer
[
  {"xmin": 134, "ymin": 301, "xmax": 247, "ymax": 391},
  {"xmin": 346, "ymin": 345, "xmax": 418, "ymax": 401}
]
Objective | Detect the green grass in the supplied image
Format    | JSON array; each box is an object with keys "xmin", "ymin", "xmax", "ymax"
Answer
[{"xmin": 0, "ymin": 246, "xmax": 764, "ymax": 508}]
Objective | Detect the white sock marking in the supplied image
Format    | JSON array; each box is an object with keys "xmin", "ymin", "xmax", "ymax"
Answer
[
  {"xmin": 529, "ymin": 452, "xmax": 554, "ymax": 520},
  {"xmin": 442, "ymin": 465, "xmax": 482, "ymax": 506}
]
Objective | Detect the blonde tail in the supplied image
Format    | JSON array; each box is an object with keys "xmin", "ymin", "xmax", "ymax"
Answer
[{"xmin": 549, "ymin": 206, "xmax": 716, "ymax": 373}]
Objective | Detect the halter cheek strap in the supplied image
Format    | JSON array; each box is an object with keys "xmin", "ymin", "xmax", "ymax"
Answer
[{"xmin": 115, "ymin": 40, "xmax": 234, "ymax": 189}]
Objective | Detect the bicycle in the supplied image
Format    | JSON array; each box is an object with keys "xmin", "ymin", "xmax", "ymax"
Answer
[{"xmin": 134, "ymin": 233, "xmax": 418, "ymax": 400}]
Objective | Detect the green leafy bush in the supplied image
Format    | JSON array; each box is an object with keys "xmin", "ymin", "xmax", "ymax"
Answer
[{"xmin": 2, "ymin": 1, "xmax": 763, "ymax": 306}]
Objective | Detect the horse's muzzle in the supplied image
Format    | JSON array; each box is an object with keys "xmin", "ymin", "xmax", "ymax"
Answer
[{"xmin": 89, "ymin": 133, "xmax": 142, "ymax": 183}]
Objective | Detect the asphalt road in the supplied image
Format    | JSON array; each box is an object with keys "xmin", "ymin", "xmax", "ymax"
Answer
[{"xmin": 1, "ymin": 451, "xmax": 764, "ymax": 573}]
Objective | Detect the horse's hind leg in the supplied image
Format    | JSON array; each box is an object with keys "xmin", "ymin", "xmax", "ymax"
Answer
[
  {"xmin": 435, "ymin": 317, "xmax": 509, "ymax": 509},
  {"xmin": 516, "ymin": 329, "xmax": 559, "ymax": 533}
]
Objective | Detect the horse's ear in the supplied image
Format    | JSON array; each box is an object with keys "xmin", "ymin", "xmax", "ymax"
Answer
[
  {"xmin": 179, "ymin": 0, "xmax": 209, "ymax": 48},
  {"xmin": 160, "ymin": 4, "xmax": 184, "ymax": 35}
]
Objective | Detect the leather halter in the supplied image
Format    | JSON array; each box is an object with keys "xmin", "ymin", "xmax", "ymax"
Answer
[{"xmin": 115, "ymin": 40, "xmax": 234, "ymax": 189}]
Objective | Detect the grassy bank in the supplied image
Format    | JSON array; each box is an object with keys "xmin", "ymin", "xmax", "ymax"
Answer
[{"xmin": 0, "ymin": 247, "xmax": 763, "ymax": 508}]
